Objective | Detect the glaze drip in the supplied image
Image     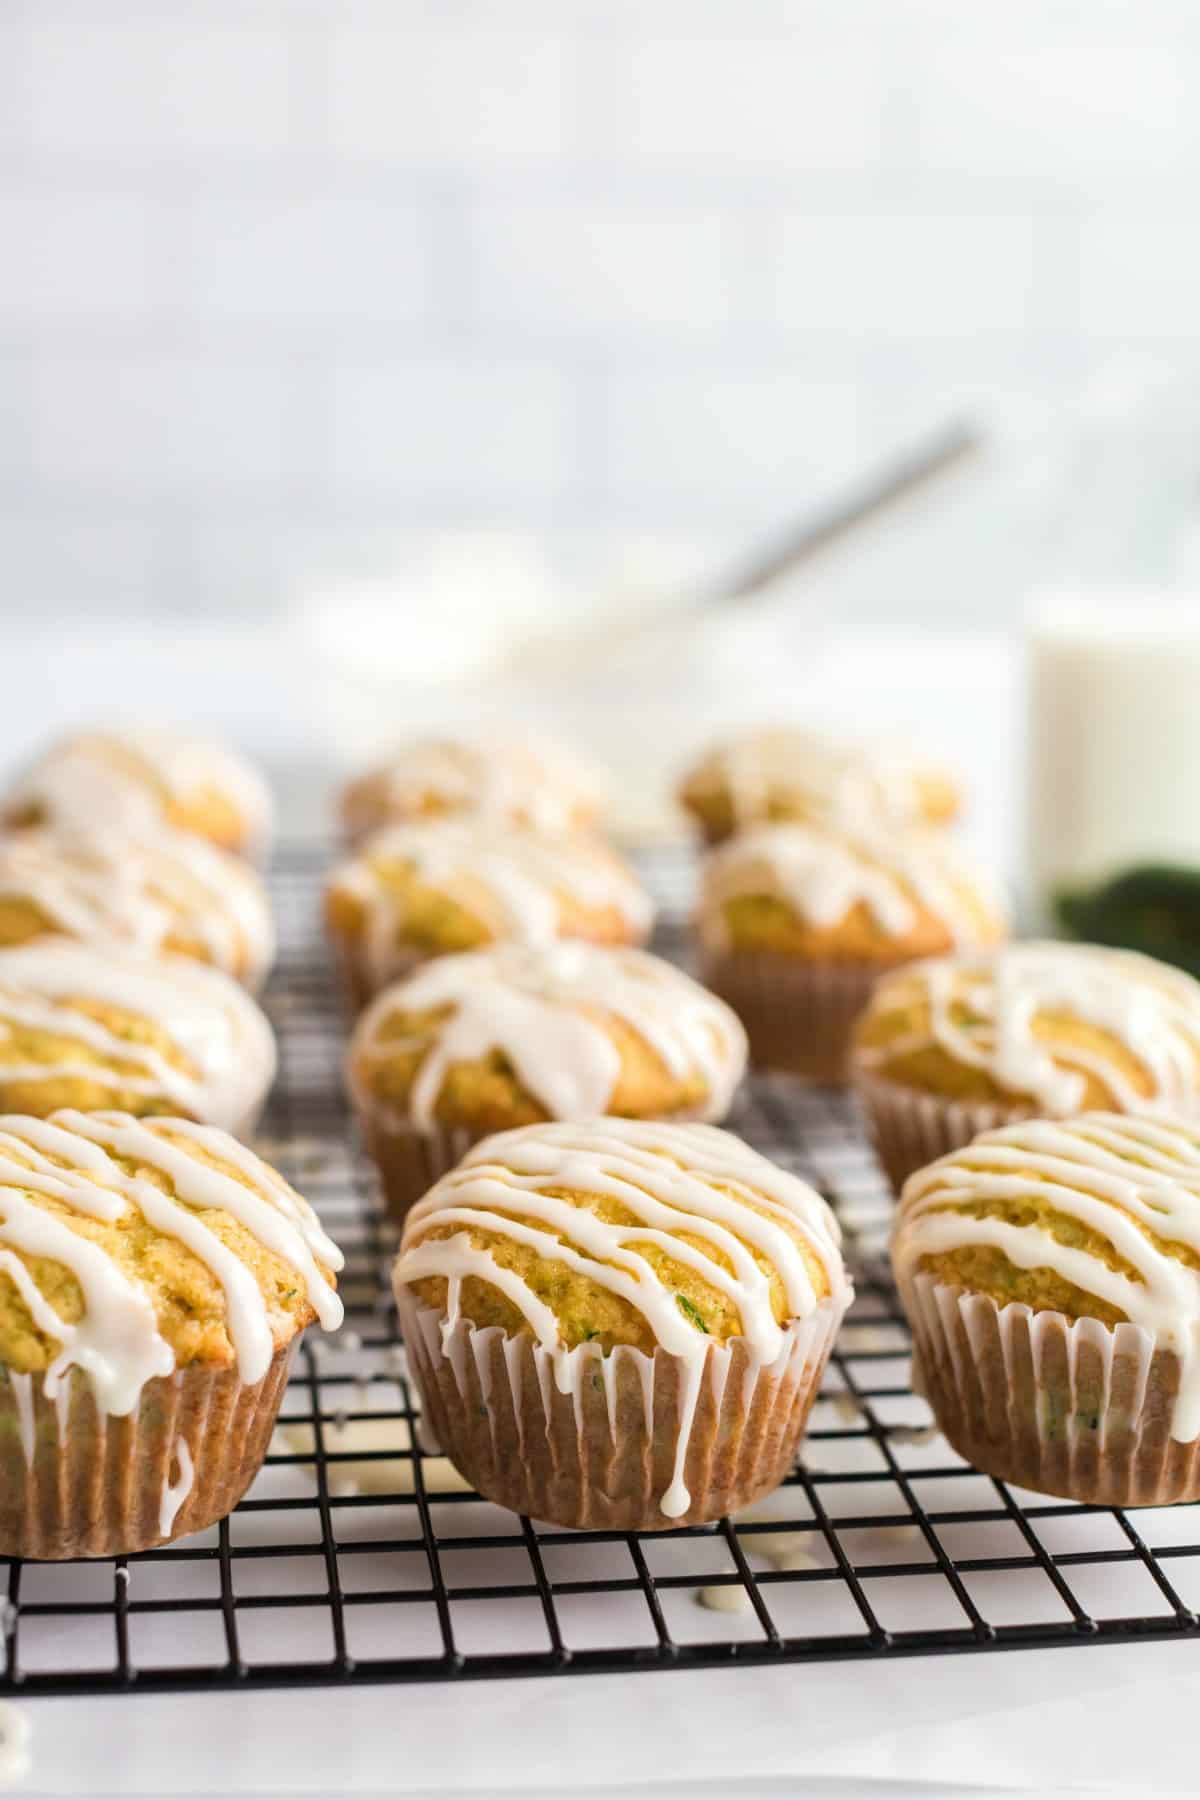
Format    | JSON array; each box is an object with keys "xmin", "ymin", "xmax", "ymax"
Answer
[
  {"xmin": 0, "ymin": 824, "xmax": 275, "ymax": 987},
  {"xmin": 394, "ymin": 1118, "xmax": 850, "ymax": 1514},
  {"xmin": 700, "ymin": 821, "xmax": 996, "ymax": 945},
  {"xmin": 158, "ymin": 1434, "xmax": 195, "ymax": 1536},
  {"xmin": 329, "ymin": 818, "xmax": 652, "ymax": 989},
  {"xmin": 0, "ymin": 1110, "xmax": 343, "ymax": 1417},
  {"xmin": 691, "ymin": 728, "xmax": 946, "ymax": 832},
  {"xmin": 0, "ymin": 942, "xmax": 276, "ymax": 1129},
  {"xmin": 893, "ymin": 1111, "xmax": 1200, "ymax": 1441},
  {"xmin": 5, "ymin": 729, "xmax": 273, "ymax": 854},
  {"xmin": 351, "ymin": 735, "xmax": 605, "ymax": 836},
  {"xmin": 859, "ymin": 942, "xmax": 1200, "ymax": 1115},
  {"xmin": 352, "ymin": 942, "xmax": 747, "ymax": 1128}
]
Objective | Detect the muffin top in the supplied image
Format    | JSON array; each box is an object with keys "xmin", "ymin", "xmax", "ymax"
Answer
[
  {"xmin": 325, "ymin": 818, "xmax": 652, "ymax": 991},
  {"xmin": 893, "ymin": 1112, "xmax": 1200, "ymax": 1437},
  {"xmin": 0, "ymin": 824, "xmax": 275, "ymax": 990},
  {"xmin": 697, "ymin": 821, "xmax": 1005, "ymax": 963},
  {"xmin": 855, "ymin": 942, "xmax": 1200, "ymax": 1115},
  {"xmin": 3, "ymin": 729, "xmax": 272, "ymax": 859},
  {"xmin": 341, "ymin": 734, "xmax": 606, "ymax": 841},
  {"xmin": 0, "ymin": 1110, "xmax": 343, "ymax": 1410},
  {"xmin": 0, "ymin": 942, "xmax": 276, "ymax": 1130},
  {"xmin": 679, "ymin": 727, "xmax": 959, "ymax": 842},
  {"xmin": 394, "ymin": 1118, "xmax": 850, "ymax": 1513},
  {"xmin": 348, "ymin": 942, "xmax": 747, "ymax": 1134}
]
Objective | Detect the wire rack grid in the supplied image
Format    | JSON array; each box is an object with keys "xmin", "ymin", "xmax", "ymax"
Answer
[{"xmin": 4, "ymin": 843, "xmax": 1200, "ymax": 1698}]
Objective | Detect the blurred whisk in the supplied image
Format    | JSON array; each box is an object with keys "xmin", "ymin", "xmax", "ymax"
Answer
[{"xmin": 708, "ymin": 416, "xmax": 983, "ymax": 604}]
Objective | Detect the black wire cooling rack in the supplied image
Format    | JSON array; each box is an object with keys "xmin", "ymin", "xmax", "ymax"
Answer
[{"xmin": 5, "ymin": 843, "xmax": 1200, "ymax": 1699}]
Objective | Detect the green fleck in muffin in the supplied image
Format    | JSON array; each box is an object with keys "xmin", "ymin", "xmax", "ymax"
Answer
[
  {"xmin": 346, "ymin": 941, "xmax": 746, "ymax": 1224},
  {"xmin": 394, "ymin": 1117, "xmax": 851, "ymax": 1529},
  {"xmin": 892, "ymin": 1110, "xmax": 1200, "ymax": 1506},
  {"xmin": 0, "ymin": 1109, "xmax": 342, "ymax": 1557}
]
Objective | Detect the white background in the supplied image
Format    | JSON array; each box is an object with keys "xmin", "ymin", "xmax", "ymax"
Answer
[
  {"xmin": 3, "ymin": 0, "xmax": 1199, "ymax": 627},
  {"xmin": 1, "ymin": 14, "xmax": 1199, "ymax": 1791}
]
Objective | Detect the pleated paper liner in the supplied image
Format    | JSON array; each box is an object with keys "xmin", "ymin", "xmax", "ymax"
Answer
[
  {"xmin": 396, "ymin": 1293, "xmax": 849, "ymax": 1531},
  {"xmin": 0, "ymin": 1341, "xmax": 296, "ymax": 1559},
  {"xmin": 700, "ymin": 948, "xmax": 889, "ymax": 1085},
  {"xmin": 899, "ymin": 1271, "xmax": 1200, "ymax": 1506},
  {"xmin": 852, "ymin": 1070, "xmax": 1031, "ymax": 1194},
  {"xmin": 356, "ymin": 1109, "xmax": 483, "ymax": 1227},
  {"xmin": 329, "ymin": 934, "xmax": 425, "ymax": 1016}
]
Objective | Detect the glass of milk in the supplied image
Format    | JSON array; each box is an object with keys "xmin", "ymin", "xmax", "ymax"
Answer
[{"xmin": 1028, "ymin": 595, "xmax": 1200, "ymax": 970}]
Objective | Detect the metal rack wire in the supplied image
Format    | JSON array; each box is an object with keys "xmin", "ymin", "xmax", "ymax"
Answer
[{"xmin": 5, "ymin": 844, "xmax": 1200, "ymax": 1697}]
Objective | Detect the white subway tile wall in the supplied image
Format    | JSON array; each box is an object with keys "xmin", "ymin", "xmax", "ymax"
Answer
[{"xmin": 1, "ymin": 0, "xmax": 1198, "ymax": 617}]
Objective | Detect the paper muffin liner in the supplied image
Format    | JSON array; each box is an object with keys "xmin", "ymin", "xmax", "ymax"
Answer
[
  {"xmin": 852, "ymin": 1070, "xmax": 1031, "ymax": 1194},
  {"xmin": 395, "ymin": 1292, "xmax": 848, "ymax": 1531},
  {"xmin": 329, "ymin": 934, "xmax": 424, "ymax": 1016},
  {"xmin": 357, "ymin": 1109, "xmax": 483, "ymax": 1227},
  {"xmin": 692, "ymin": 814, "xmax": 733, "ymax": 848},
  {"xmin": 898, "ymin": 1272, "xmax": 1200, "ymax": 1506},
  {"xmin": 699, "ymin": 947, "xmax": 888, "ymax": 1085},
  {"xmin": 0, "ymin": 1340, "xmax": 297, "ymax": 1559}
]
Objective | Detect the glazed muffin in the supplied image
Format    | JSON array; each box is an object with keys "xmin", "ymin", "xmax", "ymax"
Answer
[
  {"xmin": 347, "ymin": 941, "xmax": 748, "ymax": 1223},
  {"xmin": 0, "ymin": 824, "xmax": 274, "ymax": 990},
  {"xmin": 340, "ymin": 733, "xmax": 605, "ymax": 842},
  {"xmin": 394, "ymin": 1117, "xmax": 851, "ymax": 1529},
  {"xmin": 696, "ymin": 821, "xmax": 1005, "ymax": 1084},
  {"xmin": 852, "ymin": 942, "xmax": 1200, "ymax": 1192},
  {"xmin": 679, "ymin": 727, "xmax": 960, "ymax": 845},
  {"xmin": 0, "ymin": 942, "xmax": 276, "ymax": 1133},
  {"xmin": 0, "ymin": 1109, "xmax": 342, "ymax": 1556},
  {"xmin": 3, "ymin": 728, "xmax": 273, "ymax": 860},
  {"xmin": 325, "ymin": 818, "xmax": 653, "ymax": 1009},
  {"xmin": 893, "ymin": 1111, "xmax": 1200, "ymax": 1505}
]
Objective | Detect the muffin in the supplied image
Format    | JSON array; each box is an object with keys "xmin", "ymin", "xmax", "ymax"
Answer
[
  {"xmin": 853, "ymin": 941, "xmax": 1200, "ymax": 1192},
  {"xmin": 3, "ymin": 728, "xmax": 273, "ymax": 860},
  {"xmin": 325, "ymin": 818, "xmax": 653, "ymax": 1009},
  {"xmin": 340, "ymin": 733, "xmax": 605, "ymax": 842},
  {"xmin": 0, "ymin": 823, "xmax": 275, "ymax": 990},
  {"xmin": 0, "ymin": 1108, "xmax": 342, "ymax": 1556},
  {"xmin": 0, "ymin": 941, "xmax": 276, "ymax": 1133},
  {"xmin": 346, "ymin": 941, "xmax": 748, "ymax": 1224},
  {"xmin": 893, "ymin": 1110, "xmax": 1200, "ymax": 1505},
  {"xmin": 696, "ymin": 821, "xmax": 1006, "ymax": 1084},
  {"xmin": 394, "ymin": 1117, "xmax": 852, "ymax": 1529},
  {"xmin": 678, "ymin": 727, "xmax": 960, "ymax": 845}
]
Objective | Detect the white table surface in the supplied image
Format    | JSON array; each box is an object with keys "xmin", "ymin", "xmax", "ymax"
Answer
[
  {"xmin": 0, "ymin": 617, "xmax": 1186, "ymax": 1799},
  {"xmin": 7, "ymin": 1636, "xmax": 1195, "ymax": 1796}
]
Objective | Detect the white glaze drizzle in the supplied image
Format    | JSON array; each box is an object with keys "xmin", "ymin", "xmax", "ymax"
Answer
[
  {"xmin": 699, "ymin": 821, "xmax": 996, "ymax": 946},
  {"xmin": 0, "ymin": 824, "xmax": 274, "ymax": 988},
  {"xmin": 0, "ymin": 1186, "xmax": 173, "ymax": 1414},
  {"xmin": 860, "ymin": 942, "xmax": 1200, "ymax": 1115},
  {"xmin": 0, "ymin": 942, "xmax": 276, "ymax": 1130},
  {"xmin": 689, "ymin": 728, "xmax": 947, "ymax": 832},
  {"xmin": 894, "ymin": 1111, "xmax": 1200, "ymax": 1441},
  {"xmin": 5, "ymin": 729, "xmax": 273, "ymax": 855},
  {"xmin": 66, "ymin": 1113, "xmax": 343, "ymax": 1355},
  {"xmin": 394, "ymin": 1118, "xmax": 850, "ymax": 1515},
  {"xmin": 329, "ymin": 818, "xmax": 652, "ymax": 990},
  {"xmin": 159, "ymin": 1435, "xmax": 195, "ymax": 1537},
  {"xmin": 351, "ymin": 942, "xmax": 747, "ymax": 1129},
  {"xmin": 347, "ymin": 734, "xmax": 605, "ymax": 837},
  {"xmin": 0, "ymin": 1109, "xmax": 343, "ymax": 1420}
]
